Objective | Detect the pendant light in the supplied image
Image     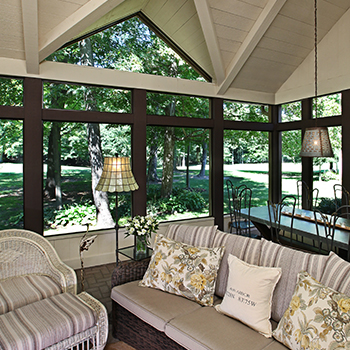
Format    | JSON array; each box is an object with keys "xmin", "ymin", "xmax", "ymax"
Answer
[{"xmin": 300, "ymin": 0, "xmax": 334, "ymax": 158}]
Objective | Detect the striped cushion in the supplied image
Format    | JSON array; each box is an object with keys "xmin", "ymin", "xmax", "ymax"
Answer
[
  {"xmin": 320, "ymin": 251, "xmax": 350, "ymax": 295},
  {"xmin": 259, "ymin": 239, "xmax": 328, "ymax": 322},
  {"xmin": 0, "ymin": 293, "xmax": 96, "ymax": 350},
  {"xmin": 213, "ymin": 231, "xmax": 262, "ymax": 297},
  {"xmin": 0, "ymin": 275, "xmax": 62, "ymax": 315},
  {"xmin": 164, "ymin": 224, "xmax": 218, "ymax": 248}
]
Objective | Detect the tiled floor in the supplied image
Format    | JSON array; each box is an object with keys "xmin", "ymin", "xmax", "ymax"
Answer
[{"xmin": 75, "ymin": 262, "xmax": 123, "ymax": 347}]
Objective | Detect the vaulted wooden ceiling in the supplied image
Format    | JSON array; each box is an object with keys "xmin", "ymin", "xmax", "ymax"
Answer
[{"xmin": 1, "ymin": 0, "xmax": 350, "ymax": 104}]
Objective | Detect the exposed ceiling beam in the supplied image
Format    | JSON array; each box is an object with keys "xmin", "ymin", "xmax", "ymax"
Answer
[
  {"xmin": 217, "ymin": 0, "xmax": 287, "ymax": 95},
  {"xmin": 39, "ymin": 0, "xmax": 126, "ymax": 62},
  {"xmin": 21, "ymin": 0, "xmax": 39, "ymax": 74},
  {"xmin": 193, "ymin": 0, "xmax": 224, "ymax": 85}
]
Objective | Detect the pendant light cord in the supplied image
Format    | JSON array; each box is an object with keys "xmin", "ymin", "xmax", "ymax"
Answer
[{"xmin": 314, "ymin": 0, "xmax": 318, "ymax": 120}]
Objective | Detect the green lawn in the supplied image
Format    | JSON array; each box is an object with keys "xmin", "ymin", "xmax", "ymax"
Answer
[{"xmin": 0, "ymin": 162, "xmax": 340, "ymax": 232}]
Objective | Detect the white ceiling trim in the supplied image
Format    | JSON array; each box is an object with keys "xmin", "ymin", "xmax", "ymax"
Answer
[
  {"xmin": 193, "ymin": 0, "xmax": 224, "ymax": 85},
  {"xmin": 217, "ymin": 0, "xmax": 287, "ymax": 95},
  {"xmin": 39, "ymin": 0, "xmax": 126, "ymax": 62},
  {"xmin": 21, "ymin": 0, "xmax": 39, "ymax": 74}
]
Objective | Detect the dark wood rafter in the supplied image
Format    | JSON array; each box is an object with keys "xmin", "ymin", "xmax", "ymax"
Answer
[
  {"xmin": 211, "ymin": 97, "xmax": 224, "ymax": 230},
  {"xmin": 341, "ymin": 89, "xmax": 350, "ymax": 193},
  {"xmin": 23, "ymin": 78, "xmax": 43, "ymax": 233},
  {"xmin": 269, "ymin": 105, "xmax": 282, "ymax": 204},
  {"xmin": 301, "ymin": 98, "xmax": 314, "ymax": 208},
  {"xmin": 132, "ymin": 89, "xmax": 147, "ymax": 217}
]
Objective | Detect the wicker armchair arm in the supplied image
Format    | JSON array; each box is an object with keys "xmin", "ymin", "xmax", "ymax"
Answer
[{"xmin": 111, "ymin": 258, "xmax": 151, "ymax": 288}]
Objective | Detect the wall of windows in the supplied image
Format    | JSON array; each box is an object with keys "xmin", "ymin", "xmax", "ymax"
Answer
[{"xmin": 1, "ymin": 76, "xmax": 348, "ymax": 236}]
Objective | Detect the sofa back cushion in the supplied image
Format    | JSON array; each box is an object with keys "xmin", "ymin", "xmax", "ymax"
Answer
[
  {"xmin": 320, "ymin": 251, "xmax": 350, "ymax": 295},
  {"xmin": 213, "ymin": 231, "xmax": 262, "ymax": 297},
  {"xmin": 259, "ymin": 239, "xmax": 328, "ymax": 322},
  {"xmin": 164, "ymin": 224, "xmax": 218, "ymax": 248}
]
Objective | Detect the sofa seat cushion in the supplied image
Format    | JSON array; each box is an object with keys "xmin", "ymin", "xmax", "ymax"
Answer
[
  {"xmin": 111, "ymin": 280, "xmax": 202, "ymax": 332},
  {"xmin": 0, "ymin": 275, "xmax": 62, "ymax": 315},
  {"xmin": 165, "ymin": 306, "xmax": 288, "ymax": 350},
  {"xmin": 0, "ymin": 292, "xmax": 96, "ymax": 350}
]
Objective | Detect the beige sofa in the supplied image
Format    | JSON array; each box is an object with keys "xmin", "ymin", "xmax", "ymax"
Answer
[
  {"xmin": 0, "ymin": 229, "xmax": 108, "ymax": 350},
  {"xmin": 111, "ymin": 224, "xmax": 350, "ymax": 350}
]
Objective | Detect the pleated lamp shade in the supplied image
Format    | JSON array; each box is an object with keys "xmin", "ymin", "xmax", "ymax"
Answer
[
  {"xmin": 300, "ymin": 126, "xmax": 334, "ymax": 157},
  {"xmin": 95, "ymin": 157, "xmax": 139, "ymax": 192}
]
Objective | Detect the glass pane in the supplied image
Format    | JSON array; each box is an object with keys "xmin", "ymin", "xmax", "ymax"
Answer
[
  {"xmin": 223, "ymin": 101, "xmax": 269, "ymax": 122},
  {"xmin": 147, "ymin": 92, "xmax": 209, "ymax": 118},
  {"xmin": 0, "ymin": 77, "xmax": 23, "ymax": 106},
  {"xmin": 314, "ymin": 93, "xmax": 341, "ymax": 118},
  {"xmin": 43, "ymin": 82, "xmax": 131, "ymax": 113},
  {"xmin": 313, "ymin": 126, "xmax": 342, "ymax": 213},
  {"xmin": 43, "ymin": 121, "xmax": 131, "ymax": 235},
  {"xmin": 281, "ymin": 101, "xmax": 301, "ymax": 122},
  {"xmin": 0, "ymin": 119, "xmax": 23, "ymax": 229},
  {"xmin": 146, "ymin": 126, "xmax": 210, "ymax": 220},
  {"xmin": 281, "ymin": 130, "xmax": 302, "ymax": 199},
  {"xmin": 223, "ymin": 129, "xmax": 269, "ymax": 214}
]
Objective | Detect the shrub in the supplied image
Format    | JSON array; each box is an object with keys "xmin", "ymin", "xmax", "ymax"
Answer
[
  {"xmin": 44, "ymin": 202, "xmax": 96, "ymax": 228},
  {"xmin": 315, "ymin": 197, "xmax": 339, "ymax": 214},
  {"xmin": 320, "ymin": 170, "xmax": 338, "ymax": 182}
]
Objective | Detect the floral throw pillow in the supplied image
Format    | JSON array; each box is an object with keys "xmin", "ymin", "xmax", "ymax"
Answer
[
  {"xmin": 139, "ymin": 234, "xmax": 225, "ymax": 306},
  {"xmin": 273, "ymin": 270, "xmax": 350, "ymax": 350}
]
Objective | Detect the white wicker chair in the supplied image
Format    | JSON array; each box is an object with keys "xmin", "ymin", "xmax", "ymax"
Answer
[{"xmin": 0, "ymin": 229, "xmax": 108, "ymax": 350}]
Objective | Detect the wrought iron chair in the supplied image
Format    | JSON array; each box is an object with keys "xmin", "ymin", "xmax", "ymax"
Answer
[
  {"xmin": 334, "ymin": 184, "xmax": 350, "ymax": 210},
  {"xmin": 226, "ymin": 180, "xmax": 246, "ymax": 233},
  {"xmin": 331, "ymin": 205, "xmax": 350, "ymax": 260},
  {"xmin": 267, "ymin": 195, "xmax": 296, "ymax": 244},
  {"xmin": 226, "ymin": 180, "xmax": 254, "ymax": 237},
  {"xmin": 297, "ymin": 180, "xmax": 319, "ymax": 210},
  {"xmin": 313, "ymin": 209, "xmax": 335, "ymax": 255}
]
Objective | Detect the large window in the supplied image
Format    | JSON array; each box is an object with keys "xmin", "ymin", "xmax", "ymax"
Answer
[
  {"xmin": 0, "ymin": 119, "xmax": 23, "ymax": 230},
  {"xmin": 147, "ymin": 92, "xmax": 209, "ymax": 118},
  {"xmin": 281, "ymin": 130, "xmax": 302, "ymax": 199},
  {"xmin": 43, "ymin": 121, "xmax": 131, "ymax": 235},
  {"xmin": 146, "ymin": 126, "xmax": 210, "ymax": 221},
  {"xmin": 43, "ymin": 82, "xmax": 131, "ymax": 113},
  {"xmin": 223, "ymin": 101, "xmax": 269, "ymax": 122},
  {"xmin": 223, "ymin": 129, "xmax": 269, "ymax": 213}
]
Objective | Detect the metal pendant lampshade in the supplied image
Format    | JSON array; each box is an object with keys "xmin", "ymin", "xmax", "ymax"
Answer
[
  {"xmin": 96, "ymin": 157, "xmax": 139, "ymax": 192},
  {"xmin": 300, "ymin": 126, "xmax": 334, "ymax": 157},
  {"xmin": 299, "ymin": 0, "xmax": 334, "ymax": 158}
]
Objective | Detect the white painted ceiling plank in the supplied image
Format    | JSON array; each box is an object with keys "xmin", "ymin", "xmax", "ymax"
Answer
[
  {"xmin": 217, "ymin": 0, "xmax": 287, "ymax": 95},
  {"xmin": 194, "ymin": 0, "xmax": 225, "ymax": 84},
  {"xmin": 21, "ymin": 0, "xmax": 39, "ymax": 74},
  {"xmin": 39, "ymin": 0, "xmax": 126, "ymax": 62}
]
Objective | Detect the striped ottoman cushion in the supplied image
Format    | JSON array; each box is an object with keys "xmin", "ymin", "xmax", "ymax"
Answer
[
  {"xmin": 0, "ymin": 292, "xmax": 96, "ymax": 350},
  {"xmin": 0, "ymin": 275, "xmax": 62, "ymax": 315}
]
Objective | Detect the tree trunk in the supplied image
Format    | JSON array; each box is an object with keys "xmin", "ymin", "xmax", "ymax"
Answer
[
  {"xmin": 45, "ymin": 122, "xmax": 62, "ymax": 209},
  {"xmin": 161, "ymin": 99, "xmax": 176, "ymax": 198},
  {"xmin": 87, "ymin": 123, "xmax": 115, "ymax": 228},
  {"xmin": 197, "ymin": 141, "xmax": 207, "ymax": 178},
  {"xmin": 161, "ymin": 126, "xmax": 175, "ymax": 198},
  {"xmin": 186, "ymin": 143, "xmax": 190, "ymax": 188},
  {"xmin": 147, "ymin": 143, "xmax": 159, "ymax": 183},
  {"xmin": 80, "ymin": 38, "xmax": 114, "ymax": 228}
]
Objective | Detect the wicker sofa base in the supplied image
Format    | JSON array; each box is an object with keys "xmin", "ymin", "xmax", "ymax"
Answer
[{"xmin": 112, "ymin": 301, "xmax": 185, "ymax": 350}]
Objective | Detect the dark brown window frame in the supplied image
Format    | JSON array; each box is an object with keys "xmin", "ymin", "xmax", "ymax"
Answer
[{"xmin": 1, "ymin": 76, "xmax": 349, "ymax": 234}]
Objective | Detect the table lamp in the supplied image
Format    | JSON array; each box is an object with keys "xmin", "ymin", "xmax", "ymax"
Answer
[{"xmin": 95, "ymin": 156, "xmax": 139, "ymax": 263}]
